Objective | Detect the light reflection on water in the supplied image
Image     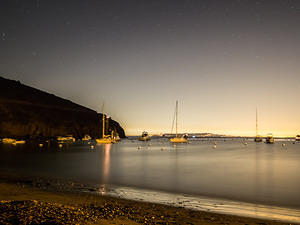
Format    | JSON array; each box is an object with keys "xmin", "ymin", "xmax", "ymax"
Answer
[
  {"xmin": 1, "ymin": 138, "xmax": 300, "ymax": 222},
  {"xmin": 103, "ymin": 143, "xmax": 111, "ymax": 183}
]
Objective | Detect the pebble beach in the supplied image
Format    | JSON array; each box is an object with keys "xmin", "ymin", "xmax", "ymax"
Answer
[{"xmin": 0, "ymin": 177, "xmax": 292, "ymax": 225}]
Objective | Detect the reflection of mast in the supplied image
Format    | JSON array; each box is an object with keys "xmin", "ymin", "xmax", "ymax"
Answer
[
  {"xmin": 99, "ymin": 144, "xmax": 111, "ymax": 195},
  {"xmin": 103, "ymin": 144, "xmax": 111, "ymax": 183}
]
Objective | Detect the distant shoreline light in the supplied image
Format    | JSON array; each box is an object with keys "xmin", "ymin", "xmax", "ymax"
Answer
[{"xmin": 126, "ymin": 130, "xmax": 299, "ymax": 138}]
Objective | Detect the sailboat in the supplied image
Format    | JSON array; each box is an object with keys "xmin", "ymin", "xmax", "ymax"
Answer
[
  {"xmin": 111, "ymin": 130, "xmax": 121, "ymax": 142},
  {"xmin": 1, "ymin": 138, "xmax": 16, "ymax": 144},
  {"xmin": 265, "ymin": 133, "xmax": 274, "ymax": 144},
  {"xmin": 254, "ymin": 108, "xmax": 262, "ymax": 142},
  {"xmin": 96, "ymin": 104, "xmax": 114, "ymax": 144},
  {"xmin": 170, "ymin": 100, "xmax": 187, "ymax": 143},
  {"xmin": 82, "ymin": 134, "xmax": 92, "ymax": 141},
  {"xmin": 139, "ymin": 131, "xmax": 151, "ymax": 141}
]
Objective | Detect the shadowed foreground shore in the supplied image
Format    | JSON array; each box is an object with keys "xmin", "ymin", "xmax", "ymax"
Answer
[{"xmin": 0, "ymin": 182, "xmax": 292, "ymax": 225}]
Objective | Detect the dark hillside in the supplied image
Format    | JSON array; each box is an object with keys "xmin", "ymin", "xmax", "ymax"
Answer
[{"xmin": 0, "ymin": 76, "xmax": 125, "ymax": 139}]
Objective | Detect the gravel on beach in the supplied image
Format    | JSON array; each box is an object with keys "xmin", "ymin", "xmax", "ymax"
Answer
[{"xmin": 0, "ymin": 181, "xmax": 293, "ymax": 225}]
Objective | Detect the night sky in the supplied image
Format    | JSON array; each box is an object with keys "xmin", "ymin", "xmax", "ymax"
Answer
[{"xmin": 1, "ymin": 0, "xmax": 299, "ymax": 136}]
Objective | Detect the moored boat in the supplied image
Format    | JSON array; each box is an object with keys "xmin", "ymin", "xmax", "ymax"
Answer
[
  {"xmin": 295, "ymin": 135, "xmax": 300, "ymax": 142},
  {"xmin": 96, "ymin": 103, "xmax": 114, "ymax": 144},
  {"xmin": 57, "ymin": 135, "xmax": 75, "ymax": 142},
  {"xmin": 12, "ymin": 140, "xmax": 26, "ymax": 145},
  {"xmin": 170, "ymin": 136, "xmax": 188, "ymax": 143},
  {"xmin": 82, "ymin": 134, "xmax": 91, "ymax": 141},
  {"xmin": 254, "ymin": 136, "xmax": 263, "ymax": 142},
  {"xmin": 113, "ymin": 132, "xmax": 121, "ymax": 142},
  {"xmin": 1, "ymin": 138, "xmax": 16, "ymax": 144},
  {"xmin": 96, "ymin": 136, "xmax": 114, "ymax": 144},
  {"xmin": 254, "ymin": 108, "xmax": 262, "ymax": 142},
  {"xmin": 115, "ymin": 135, "xmax": 121, "ymax": 142},
  {"xmin": 1, "ymin": 138, "xmax": 26, "ymax": 145},
  {"xmin": 139, "ymin": 131, "xmax": 150, "ymax": 141},
  {"xmin": 170, "ymin": 101, "xmax": 187, "ymax": 143},
  {"xmin": 265, "ymin": 133, "xmax": 274, "ymax": 144}
]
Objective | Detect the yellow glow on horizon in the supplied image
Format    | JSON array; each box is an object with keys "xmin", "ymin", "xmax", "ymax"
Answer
[
  {"xmin": 125, "ymin": 128, "xmax": 299, "ymax": 137},
  {"xmin": 118, "ymin": 97, "xmax": 300, "ymax": 138}
]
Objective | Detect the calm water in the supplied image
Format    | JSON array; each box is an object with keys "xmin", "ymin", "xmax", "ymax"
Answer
[{"xmin": 1, "ymin": 138, "xmax": 300, "ymax": 222}]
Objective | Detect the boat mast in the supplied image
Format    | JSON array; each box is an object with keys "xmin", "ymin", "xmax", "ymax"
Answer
[
  {"xmin": 176, "ymin": 100, "xmax": 178, "ymax": 138},
  {"xmin": 102, "ymin": 103, "xmax": 105, "ymax": 138},
  {"xmin": 256, "ymin": 107, "xmax": 258, "ymax": 137}
]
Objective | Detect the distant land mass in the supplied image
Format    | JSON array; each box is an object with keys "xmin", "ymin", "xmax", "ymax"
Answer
[
  {"xmin": 162, "ymin": 133, "xmax": 234, "ymax": 137},
  {"xmin": 0, "ymin": 76, "xmax": 125, "ymax": 139},
  {"xmin": 162, "ymin": 133, "xmax": 295, "ymax": 139},
  {"xmin": 162, "ymin": 133, "xmax": 242, "ymax": 138}
]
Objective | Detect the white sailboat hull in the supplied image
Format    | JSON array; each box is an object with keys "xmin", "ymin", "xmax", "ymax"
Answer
[
  {"xmin": 96, "ymin": 138, "xmax": 114, "ymax": 144},
  {"xmin": 170, "ymin": 137, "xmax": 187, "ymax": 143},
  {"xmin": 139, "ymin": 136, "xmax": 150, "ymax": 141}
]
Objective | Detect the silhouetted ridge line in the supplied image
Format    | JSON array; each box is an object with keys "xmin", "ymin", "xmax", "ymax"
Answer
[{"xmin": 0, "ymin": 76, "xmax": 125, "ymax": 139}]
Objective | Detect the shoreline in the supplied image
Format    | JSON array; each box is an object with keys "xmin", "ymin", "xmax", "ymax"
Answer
[
  {"xmin": 1, "ymin": 172, "xmax": 300, "ymax": 223},
  {"xmin": 101, "ymin": 185, "xmax": 300, "ymax": 223},
  {"xmin": 0, "ymin": 177, "xmax": 296, "ymax": 225}
]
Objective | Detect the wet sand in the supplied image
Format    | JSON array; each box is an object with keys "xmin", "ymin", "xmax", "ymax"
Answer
[{"xmin": 0, "ymin": 180, "xmax": 292, "ymax": 225}]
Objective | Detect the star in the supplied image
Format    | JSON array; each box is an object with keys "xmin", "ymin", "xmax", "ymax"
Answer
[{"xmin": 1, "ymin": 32, "xmax": 6, "ymax": 40}]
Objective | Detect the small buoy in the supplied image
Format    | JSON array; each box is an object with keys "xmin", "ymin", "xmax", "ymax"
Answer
[
  {"xmin": 161, "ymin": 147, "xmax": 165, "ymax": 151},
  {"xmin": 173, "ymin": 144, "xmax": 176, "ymax": 147},
  {"xmin": 138, "ymin": 146, "xmax": 142, "ymax": 150},
  {"xmin": 88, "ymin": 142, "xmax": 91, "ymax": 145},
  {"xmin": 282, "ymin": 143, "xmax": 286, "ymax": 147},
  {"xmin": 58, "ymin": 144, "xmax": 63, "ymax": 148},
  {"xmin": 244, "ymin": 142, "xmax": 248, "ymax": 145},
  {"xmin": 213, "ymin": 145, "xmax": 217, "ymax": 149},
  {"xmin": 39, "ymin": 144, "xmax": 43, "ymax": 147},
  {"xmin": 90, "ymin": 145, "xmax": 94, "ymax": 149},
  {"xmin": 213, "ymin": 142, "xmax": 216, "ymax": 145}
]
